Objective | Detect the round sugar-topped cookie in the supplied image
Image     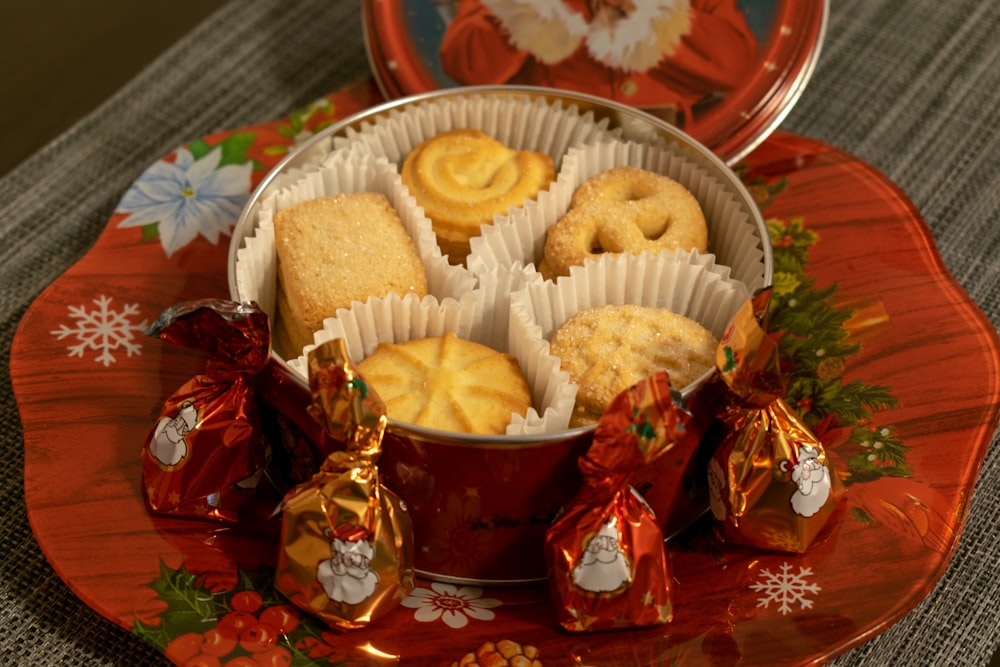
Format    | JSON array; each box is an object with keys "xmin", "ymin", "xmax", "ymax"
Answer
[{"xmin": 550, "ymin": 304, "xmax": 717, "ymax": 427}]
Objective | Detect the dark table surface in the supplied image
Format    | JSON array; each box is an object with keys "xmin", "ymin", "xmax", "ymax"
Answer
[
  {"xmin": 2, "ymin": 0, "xmax": 998, "ymax": 665},
  {"xmin": 0, "ymin": 0, "xmax": 229, "ymax": 178}
]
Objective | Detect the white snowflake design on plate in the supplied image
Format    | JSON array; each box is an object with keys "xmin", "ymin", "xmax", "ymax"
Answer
[
  {"xmin": 749, "ymin": 562, "xmax": 821, "ymax": 615},
  {"xmin": 401, "ymin": 581, "xmax": 502, "ymax": 629},
  {"xmin": 50, "ymin": 295, "xmax": 148, "ymax": 366}
]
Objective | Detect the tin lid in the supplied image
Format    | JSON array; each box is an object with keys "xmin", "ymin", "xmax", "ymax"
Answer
[{"xmin": 363, "ymin": 0, "xmax": 827, "ymax": 164}]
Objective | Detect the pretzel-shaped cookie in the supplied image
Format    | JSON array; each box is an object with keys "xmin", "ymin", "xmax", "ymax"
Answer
[{"xmin": 541, "ymin": 166, "xmax": 708, "ymax": 279}]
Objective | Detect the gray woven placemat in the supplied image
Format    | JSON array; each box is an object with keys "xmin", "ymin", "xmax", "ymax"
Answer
[
  {"xmin": 1, "ymin": 0, "xmax": 997, "ymax": 665},
  {"xmin": 784, "ymin": 2, "xmax": 1000, "ymax": 665}
]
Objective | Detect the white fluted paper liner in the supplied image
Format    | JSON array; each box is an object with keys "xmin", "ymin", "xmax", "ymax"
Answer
[
  {"xmin": 330, "ymin": 93, "xmax": 619, "ymax": 171},
  {"xmin": 287, "ymin": 291, "xmax": 477, "ymax": 375},
  {"xmin": 467, "ymin": 139, "xmax": 768, "ymax": 294},
  {"xmin": 234, "ymin": 153, "xmax": 477, "ymax": 361},
  {"xmin": 510, "ymin": 250, "xmax": 752, "ymax": 399},
  {"xmin": 287, "ymin": 262, "xmax": 577, "ymax": 436},
  {"xmin": 473, "ymin": 262, "xmax": 577, "ymax": 435},
  {"xmin": 264, "ymin": 134, "xmax": 338, "ymax": 192},
  {"xmin": 464, "ymin": 261, "xmax": 538, "ymax": 353}
]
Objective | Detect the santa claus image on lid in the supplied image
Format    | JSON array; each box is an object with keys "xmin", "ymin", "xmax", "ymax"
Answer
[{"xmin": 363, "ymin": 0, "xmax": 827, "ymax": 162}]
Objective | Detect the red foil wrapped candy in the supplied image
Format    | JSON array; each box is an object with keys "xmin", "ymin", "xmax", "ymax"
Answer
[
  {"xmin": 141, "ymin": 299, "xmax": 271, "ymax": 522},
  {"xmin": 275, "ymin": 339, "xmax": 415, "ymax": 630},
  {"xmin": 707, "ymin": 290, "xmax": 845, "ymax": 552},
  {"xmin": 545, "ymin": 371, "xmax": 691, "ymax": 633}
]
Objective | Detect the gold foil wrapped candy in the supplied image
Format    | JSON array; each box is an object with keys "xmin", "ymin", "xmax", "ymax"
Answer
[
  {"xmin": 275, "ymin": 339, "xmax": 415, "ymax": 629},
  {"xmin": 707, "ymin": 290, "xmax": 845, "ymax": 552},
  {"xmin": 545, "ymin": 372, "xmax": 691, "ymax": 632}
]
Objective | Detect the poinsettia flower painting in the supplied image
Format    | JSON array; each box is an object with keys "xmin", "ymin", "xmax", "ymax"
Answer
[{"xmin": 117, "ymin": 146, "xmax": 251, "ymax": 257}]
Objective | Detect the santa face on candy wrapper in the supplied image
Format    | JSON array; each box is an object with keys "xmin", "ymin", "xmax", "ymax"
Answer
[
  {"xmin": 780, "ymin": 445, "xmax": 832, "ymax": 518},
  {"xmin": 317, "ymin": 534, "xmax": 380, "ymax": 605},
  {"xmin": 149, "ymin": 401, "xmax": 198, "ymax": 468},
  {"xmin": 572, "ymin": 516, "xmax": 632, "ymax": 594}
]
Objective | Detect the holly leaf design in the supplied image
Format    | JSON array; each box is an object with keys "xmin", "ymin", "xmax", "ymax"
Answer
[
  {"xmin": 276, "ymin": 97, "xmax": 338, "ymax": 141},
  {"xmin": 188, "ymin": 131, "xmax": 257, "ymax": 167},
  {"xmin": 770, "ymin": 271, "xmax": 800, "ymax": 297},
  {"xmin": 626, "ymin": 408, "xmax": 657, "ymax": 442},
  {"xmin": 721, "ymin": 346, "xmax": 737, "ymax": 373},
  {"xmin": 132, "ymin": 559, "xmax": 349, "ymax": 665},
  {"xmin": 133, "ymin": 559, "xmax": 227, "ymax": 649},
  {"xmin": 732, "ymin": 164, "xmax": 789, "ymax": 208},
  {"xmin": 769, "ymin": 217, "xmax": 818, "ymax": 276},
  {"xmin": 140, "ymin": 223, "xmax": 159, "ymax": 243}
]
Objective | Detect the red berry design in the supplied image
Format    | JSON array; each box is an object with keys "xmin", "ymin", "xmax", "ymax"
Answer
[
  {"xmin": 218, "ymin": 611, "xmax": 257, "ymax": 634},
  {"xmin": 221, "ymin": 658, "xmax": 259, "ymax": 667},
  {"xmin": 297, "ymin": 630, "xmax": 340, "ymax": 661},
  {"xmin": 254, "ymin": 646, "xmax": 293, "ymax": 667},
  {"xmin": 165, "ymin": 633, "xmax": 205, "ymax": 662},
  {"xmin": 230, "ymin": 590, "xmax": 264, "ymax": 614},
  {"xmin": 239, "ymin": 622, "xmax": 278, "ymax": 653},
  {"xmin": 201, "ymin": 626, "xmax": 239, "ymax": 657},
  {"xmin": 259, "ymin": 605, "xmax": 299, "ymax": 634},
  {"xmin": 183, "ymin": 654, "xmax": 222, "ymax": 667}
]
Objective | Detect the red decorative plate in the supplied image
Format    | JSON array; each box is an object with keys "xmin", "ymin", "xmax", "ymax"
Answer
[
  {"xmin": 14, "ymin": 79, "xmax": 999, "ymax": 666},
  {"xmin": 363, "ymin": 0, "xmax": 827, "ymax": 164}
]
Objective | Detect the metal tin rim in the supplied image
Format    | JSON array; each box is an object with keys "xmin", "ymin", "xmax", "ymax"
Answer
[{"xmin": 722, "ymin": 1, "xmax": 829, "ymax": 164}]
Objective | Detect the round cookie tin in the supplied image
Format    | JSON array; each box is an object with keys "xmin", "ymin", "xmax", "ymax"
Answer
[
  {"xmin": 362, "ymin": 0, "xmax": 827, "ymax": 165},
  {"xmin": 228, "ymin": 86, "xmax": 772, "ymax": 584}
]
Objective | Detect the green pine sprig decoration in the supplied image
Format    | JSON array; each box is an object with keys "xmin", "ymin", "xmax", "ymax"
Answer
[{"xmin": 761, "ymin": 214, "xmax": 910, "ymax": 482}]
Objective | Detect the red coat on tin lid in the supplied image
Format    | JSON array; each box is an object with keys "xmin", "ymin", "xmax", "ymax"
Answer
[{"xmin": 439, "ymin": 0, "xmax": 758, "ymax": 126}]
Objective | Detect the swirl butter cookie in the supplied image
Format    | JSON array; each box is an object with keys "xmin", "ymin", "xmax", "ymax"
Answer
[{"xmin": 402, "ymin": 128, "xmax": 555, "ymax": 265}]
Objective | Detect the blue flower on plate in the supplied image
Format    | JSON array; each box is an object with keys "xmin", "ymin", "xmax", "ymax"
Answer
[{"xmin": 117, "ymin": 145, "xmax": 252, "ymax": 257}]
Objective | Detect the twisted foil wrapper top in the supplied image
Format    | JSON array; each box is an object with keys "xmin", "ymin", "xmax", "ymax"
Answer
[
  {"xmin": 275, "ymin": 339, "xmax": 414, "ymax": 630},
  {"xmin": 141, "ymin": 299, "xmax": 271, "ymax": 522},
  {"xmin": 545, "ymin": 371, "xmax": 691, "ymax": 633},
  {"xmin": 707, "ymin": 290, "xmax": 845, "ymax": 552}
]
